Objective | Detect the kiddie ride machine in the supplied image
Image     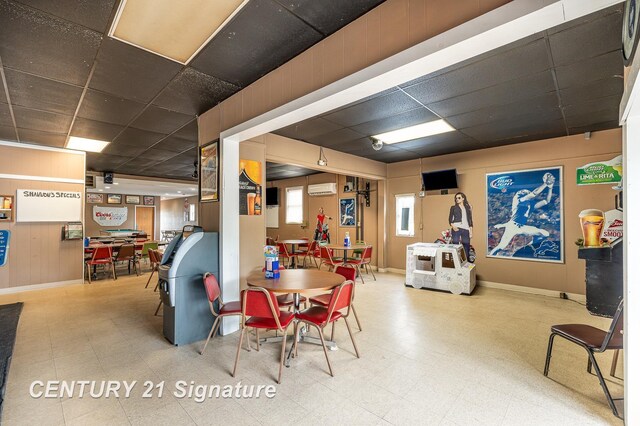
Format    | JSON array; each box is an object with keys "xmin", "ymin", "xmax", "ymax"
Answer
[{"xmin": 405, "ymin": 242, "xmax": 476, "ymax": 295}]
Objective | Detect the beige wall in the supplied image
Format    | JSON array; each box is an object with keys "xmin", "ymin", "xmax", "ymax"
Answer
[
  {"xmin": 386, "ymin": 129, "xmax": 622, "ymax": 294},
  {"xmin": 160, "ymin": 196, "xmax": 198, "ymax": 231},
  {"xmin": 85, "ymin": 195, "xmax": 160, "ymax": 240},
  {"xmin": 0, "ymin": 143, "xmax": 85, "ymax": 289}
]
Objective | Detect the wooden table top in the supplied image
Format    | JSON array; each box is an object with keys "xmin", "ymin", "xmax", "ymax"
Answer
[
  {"xmin": 323, "ymin": 243, "xmax": 370, "ymax": 251},
  {"xmin": 246, "ymin": 269, "xmax": 344, "ymax": 293},
  {"xmin": 279, "ymin": 239, "xmax": 309, "ymax": 245}
]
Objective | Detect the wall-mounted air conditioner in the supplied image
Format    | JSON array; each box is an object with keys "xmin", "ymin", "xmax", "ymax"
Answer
[{"xmin": 308, "ymin": 183, "xmax": 337, "ymax": 196}]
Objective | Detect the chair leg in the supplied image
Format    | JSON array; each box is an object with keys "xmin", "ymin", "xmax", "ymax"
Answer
[
  {"xmin": 293, "ymin": 321, "xmax": 300, "ymax": 358},
  {"xmin": 344, "ymin": 317, "xmax": 360, "ymax": 358},
  {"xmin": 543, "ymin": 333, "xmax": 556, "ymax": 376},
  {"xmin": 330, "ymin": 321, "xmax": 335, "ymax": 341},
  {"xmin": 351, "ymin": 305, "xmax": 362, "ymax": 331},
  {"xmin": 278, "ymin": 328, "xmax": 288, "ymax": 384},
  {"xmin": 357, "ymin": 265, "xmax": 365, "ymax": 284},
  {"xmin": 587, "ymin": 357, "xmax": 593, "ymax": 374},
  {"xmin": 611, "ymin": 349, "xmax": 620, "ymax": 377},
  {"xmin": 255, "ymin": 328, "xmax": 260, "ymax": 351},
  {"xmin": 586, "ymin": 349, "xmax": 622, "ymax": 418},
  {"xmin": 154, "ymin": 300, "xmax": 162, "ymax": 316},
  {"xmin": 201, "ymin": 317, "xmax": 220, "ymax": 355},
  {"xmin": 111, "ymin": 262, "xmax": 116, "ymax": 280},
  {"xmin": 232, "ymin": 328, "xmax": 246, "ymax": 377},
  {"xmin": 145, "ymin": 268, "xmax": 156, "ymax": 288},
  {"xmin": 368, "ymin": 263, "xmax": 376, "ymax": 281},
  {"xmin": 315, "ymin": 324, "xmax": 333, "ymax": 377},
  {"xmin": 86, "ymin": 263, "xmax": 91, "ymax": 284}
]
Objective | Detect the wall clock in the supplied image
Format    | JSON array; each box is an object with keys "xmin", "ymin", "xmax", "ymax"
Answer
[{"xmin": 623, "ymin": 0, "xmax": 640, "ymax": 66}]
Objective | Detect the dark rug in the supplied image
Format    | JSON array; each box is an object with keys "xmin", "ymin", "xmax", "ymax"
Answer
[{"xmin": 0, "ymin": 303, "xmax": 23, "ymax": 419}]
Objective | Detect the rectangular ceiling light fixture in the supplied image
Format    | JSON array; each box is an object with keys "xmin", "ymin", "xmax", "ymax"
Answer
[
  {"xmin": 66, "ymin": 136, "xmax": 110, "ymax": 153},
  {"xmin": 373, "ymin": 119, "xmax": 455, "ymax": 144},
  {"xmin": 109, "ymin": 0, "xmax": 248, "ymax": 64}
]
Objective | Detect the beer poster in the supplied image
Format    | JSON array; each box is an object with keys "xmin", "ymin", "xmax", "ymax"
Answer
[
  {"xmin": 239, "ymin": 159, "xmax": 262, "ymax": 215},
  {"xmin": 200, "ymin": 141, "xmax": 218, "ymax": 202},
  {"xmin": 486, "ymin": 167, "xmax": 563, "ymax": 263},
  {"xmin": 576, "ymin": 155, "xmax": 622, "ymax": 186}
]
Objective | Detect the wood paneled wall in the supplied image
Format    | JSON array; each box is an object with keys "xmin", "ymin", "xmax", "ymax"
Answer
[{"xmin": 84, "ymin": 195, "xmax": 161, "ymax": 239}]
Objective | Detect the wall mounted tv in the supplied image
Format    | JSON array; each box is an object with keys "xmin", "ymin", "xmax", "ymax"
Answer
[
  {"xmin": 266, "ymin": 187, "xmax": 279, "ymax": 206},
  {"xmin": 421, "ymin": 169, "xmax": 458, "ymax": 191}
]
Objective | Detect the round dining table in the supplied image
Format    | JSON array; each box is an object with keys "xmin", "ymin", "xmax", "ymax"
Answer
[
  {"xmin": 279, "ymin": 239, "xmax": 309, "ymax": 268},
  {"xmin": 323, "ymin": 243, "xmax": 370, "ymax": 264},
  {"xmin": 246, "ymin": 268, "xmax": 344, "ymax": 365}
]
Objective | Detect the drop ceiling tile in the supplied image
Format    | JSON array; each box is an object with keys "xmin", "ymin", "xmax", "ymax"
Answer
[
  {"xmin": 4, "ymin": 69, "xmax": 83, "ymax": 115},
  {"xmin": 0, "ymin": 84, "xmax": 6, "ymax": 104},
  {"xmin": 153, "ymin": 67, "xmax": 240, "ymax": 115},
  {"xmin": 350, "ymin": 107, "xmax": 438, "ymax": 136},
  {"xmin": 113, "ymin": 128, "xmax": 167, "ymax": 149},
  {"xmin": 0, "ymin": 125, "xmax": 18, "ymax": 141},
  {"xmin": 12, "ymin": 105, "xmax": 72, "ymax": 134},
  {"xmin": 366, "ymin": 149, "xmax": 421, "ymax": 163},
  {"xmin": 114, "ymin": 157, "xmax": 160, "ymax": 171},
  {"xmin": 16, "ymin": 0, "xmax": 117, "ymax": 32},
  {"xmin": 462, "ymin": 118, "xmax": 567, "ymax": 143},
  {"xmin": 173, "ymin": 120, "xmax": 198, "ymax": 141},
  {"xmin": 559, "ymin": 77, "xmax": 623, "ymax": 106},
  {"xmin": 130, "ymin": 106, "xmax": 194, "ymax": 135},
  {"xmin": 90, "ymin": 38, "xmax": 182, "ymax": 103},
  {"xmin": 277, "ymin": 0, "xmax": 385, "ymax": 36},
  {"xmin": 17, "ymin": 128, "xmax": 67, "ymax": 147},
  {"xmin": 323, "ymin": 90, "xmax": 421, "ymax": 127},
  {"xmin": 548, "ymin": 9, "xmax": 622, "ymax": 67},
  {"xmin": 153, "ymin": 135, "xmax": 196, "ymax": 153},
  {"xmin": 101, "ymin": 141, "xmax": 149, "ymax": 157},
  {"xmin": 70, "ymin": 117, "xmax": 125, "ymax": 141},
  {"xmin": 275, "ymin": 117, "xmax": 344, "ymax": 141},
  {"xmin": 555, "ymin": 51, "xmax": 623, "ymax": 89},
  {"xmin": 305, "ymin": 127, "xmax": 365, "ymax": 147},
  {"xmin": 0, "ymin": 102, "xmax": 13, "ymax": 127},
  {"xmin": 77, "ymin": 89, "xmax": 146, "ymax": 126},
  {"xmin": 565, "ymin": 109, "xmax": 620, "ymax": 129},
  {"xmin": 0, "ymin": 1, "xmax": 101, "ymax": 85},
  {"xmin": 137, "ymin": 148, "xmax": 181, "ymax": 162},
  {"xmin": 563, "ymin": 94, "xmax": 621, "ymax": 119},
  {"xmin": 191, "ymin": 0, "xmax": 323, "ymax": 87},
  {"xmin": 86, "ymin": 152, "xmax": 130, "ymax": 170},
  {"xmin": 568, "ymin": 120, "xmax": 620, "ymax": 135},
  {"xmin": 391, "ymin": 132, "xmax": 477, "ymax": 151},
  {"xmin": 427, "ymin": 71, "xmax": 557, "ymax": 117}
]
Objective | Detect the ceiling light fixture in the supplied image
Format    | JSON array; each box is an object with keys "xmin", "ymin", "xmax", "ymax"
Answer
[
  {"xmin": 317, "ymin": 147, "xmax": 328, "ymax": 167},
  {"xmin": 372, "ymin": 119, "xmax": 455, "ymax": 144},
  {"xmin": 66, "ymin": 136, "xmax": 110, "ymax": 153}
]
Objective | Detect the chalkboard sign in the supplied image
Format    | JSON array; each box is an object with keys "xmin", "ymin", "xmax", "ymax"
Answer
[{"xmin": 0, "ymin": 230, "xmax": 9, "ymax": 267}]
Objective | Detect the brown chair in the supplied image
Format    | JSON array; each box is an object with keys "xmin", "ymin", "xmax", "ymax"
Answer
[
  {"xmin": 544, "ymin": 299, "xmax": 624, "ymax": 419},
  {"xmin": 112, "ymin": 243, "xmax": 139, "ymax": 278},
  {"xmin": 200, "ymin": 273, "xmax": 242, "ymax": 355}
]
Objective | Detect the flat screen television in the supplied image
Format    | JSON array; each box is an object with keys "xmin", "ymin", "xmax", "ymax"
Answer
[
  {"xmin": 266, "ymin": 187, "xmax": 279, "ymax": 206},
  {"xmin": 421, "ymin": 169, "xmax": 458, "ymax": 191}
]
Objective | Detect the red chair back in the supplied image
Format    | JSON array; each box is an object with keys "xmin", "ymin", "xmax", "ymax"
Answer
[
  {"xmin": 203, "ymin": 273, "xmax": 221, "ymax": 303},
  {"xmin": 242, "ymin": 287, "xmax": 283, "ymax": 327},
  {"xmin": 335, "ymin": 265, "xmax": 356, "ymax": 282},
  {"xmin": 277, "ymin": 242, "xmax": 290, "ymax": 258},
  {"xmin": 327, "ymin": 280, "xmax": 355, "ymax": 319},
  {"xmin": 319, "ymin": 246, "xmax": 335, "ymax": 262},
  {"xmin": 362, "ymin": 246, "xmax": 373, "ymax": 262},
  {"xmin": 91, "ymin": 246, "xmax": 112, "ymax": 261},
  {"xmin": 299, "ymin": 237, "xmax": 309, "ymax": 249}
]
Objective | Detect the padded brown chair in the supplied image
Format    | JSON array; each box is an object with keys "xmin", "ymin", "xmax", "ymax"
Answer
[
  {"xmin": 544, "ymin": 299, "xmax": 624, "ymax": 419},
  {"xmin": 113, "ymin": 243, "xmax": 139, "ymax": 278}
]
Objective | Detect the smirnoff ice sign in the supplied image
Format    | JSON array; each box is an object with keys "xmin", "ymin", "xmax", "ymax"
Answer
[{"xmin": 602, "ymin": 209, "xmax": 623, "ymax": 242}]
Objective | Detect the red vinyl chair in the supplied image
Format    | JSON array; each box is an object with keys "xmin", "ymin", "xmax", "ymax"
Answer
[
  {"xmin": 300, "ymin": 240, "xmax": 319, "ymax": 269},
  {"xmin": 85, "ymin": 246, "xmax": 115, "ymax": 283},
  {"xmin": 294, "ymin": 280, "xmax": 359, "ymax": 376},
  {"xmin": 277, "ymin": 242, "xmax": 295, "ymax": 269},
  {"xmin": 345, "ymin": 246, "xmax": 374, "ymax": 284},
  {"xmin": 319, "ymin": 245, "xmax": 341, "ymax": 271},
  {"xmin": 261, "ymin": 265, "xmax": 307, "ymax": 310},
  {"xmin": 200, "ymin": 273, "xmax": 242, "ymax": 355},
  {"xmin": 309, "ymin": 265, "xmax": 362, "ymax": 331},
  {"xmin": 233, "ymin": 287, "xmax": 294, "ymax": 383}
]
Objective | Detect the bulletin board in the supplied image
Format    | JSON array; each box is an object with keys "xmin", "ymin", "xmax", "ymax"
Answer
[{"xmin": 266, "ymin": 205, "xmax": 279, "ymax": 228}]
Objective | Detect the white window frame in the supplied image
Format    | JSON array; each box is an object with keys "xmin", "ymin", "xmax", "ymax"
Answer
[
  {"xmin": 285, "ymin": 186, "xmax": 304, "ymax": 224},
  {"xmin": 395, "ymin": 193, "xmax": 415, "ymax": 237}
]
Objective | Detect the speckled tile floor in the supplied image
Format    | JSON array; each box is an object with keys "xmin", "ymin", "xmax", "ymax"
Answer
[{"xmin": 0, "ymin": 270, "xmax": 623, "ymax": 425}]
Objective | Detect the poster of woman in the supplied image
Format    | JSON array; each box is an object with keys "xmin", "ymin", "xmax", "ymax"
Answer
[
  {"xmin": 486, "ymin": 167, "xmax": 563, "ymax": 263},
  {"xmin": 448, "ymin": 192, "xmax": 473, "ymax": 260}
]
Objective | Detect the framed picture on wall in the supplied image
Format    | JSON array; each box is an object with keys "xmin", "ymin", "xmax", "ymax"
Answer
[
  {"xmin": 339, "ymin": 198, "xmax": 356, "ymax": 226},
  {"xmin": 125, "ymin": 195, "xmax": 140, "ymax": 204},
  {"xmin": 107, "ymin": 194, "xmax": 122, "ymax": 204},
  {"xmin": 200, "ymin": 140, "xmax": 219, "ymax": 202},
  {"xmin": 86, "ymin": 193, "xmax": 103, "ymax": 204},
  {"xmin": 143, "ymin": 196, "xmax": 155, "ymax": 206},
  {"xmin": 486, "ymin": 166, "xmax": 563, "ymax": 263}
]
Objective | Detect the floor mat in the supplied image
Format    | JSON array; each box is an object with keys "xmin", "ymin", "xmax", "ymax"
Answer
[{"xmin": 0, "ymin": 303, "xmax": 23, "ymax": 419}]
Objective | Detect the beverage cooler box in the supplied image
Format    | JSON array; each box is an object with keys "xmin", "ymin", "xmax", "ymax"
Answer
[
  {"xmin": 405, "ymin": 242, "xmax": 476, "ymax": 295},
  {"xmin": 158, "ymin": 226, "xmax": 219, "ymax": 345}
]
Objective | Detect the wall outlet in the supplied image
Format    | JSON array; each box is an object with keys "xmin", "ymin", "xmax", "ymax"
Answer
[{"xmin": 419, "ymin": 190, "xmax": 425, "ymax": 198}]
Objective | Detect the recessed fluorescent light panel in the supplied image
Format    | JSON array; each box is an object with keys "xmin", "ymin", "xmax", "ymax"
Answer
[
  {"xmin": 109, "ymin": 0, "xmax": 248, "ymax": 64},
  {"xmin": 66, "ymin": 136, "xmax": 110, "ymax": 153},
  {"xmin": 373, "ymin": 119, "xmax": 455, "ymax": 144}
]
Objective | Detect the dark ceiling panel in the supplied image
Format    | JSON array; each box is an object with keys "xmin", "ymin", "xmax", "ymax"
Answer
[
  {"xmin": 15, "ymin": 0, "xmax": 117, "ymax": 32},
  {"xmin": 17, "ymin": 128, "xmax": 67, "ymax": 147},
  {"xmin": 4, "ymin": 69, "xmax": 83, "ymax": 115},
  {"xmin": 90, "ymin": 38, "xmax": 182, "ymax": 103},
  {"xmin": 130, "ymin": 106, "xmax": 194, "ymax": 135},
  {"xmin": 153, "ymin": 67, "xmax": 240, "ymax": 115},
  {"xmin": 153, "ymin": 135, "xmax": 196, "ymax": 153},
  {"xmin": 113, "ymin": 128, "xmax": 167, "ymax": 149},
  {"xmin": 0, "ymin": 1, "xmax": 101, "ymax": 85},
  {"xmin": 77, "ymin": 89, "xmax": 146, "ymax": 126},
  {"xmin": 559, "ymin": 77, "xmax": 623, "ymax": 106},
  {"xmin": 462, "ymin": 118, "xmax": 567, "ymax": 143},
  {"xmin": 276, "ymin": 0, "xmax": 385, "ymax": 36},
  {"xmin": 0, "ymin": 102, "xmax": 13, "ymax": 127},
  {"xmin": 191, "ymin": 0, "xmax": 323, "ymax": 87},
  {"xmin": 407, "ymin": 138, "xmax": 482, "ymax": 158},
  {"xmin": 323, "ymin": 90, "xmax": 422, "ymax": 127},
  {"xmin": 563, "ymin": 94, "xmax": 621, "ymax": 119},
  {"xmin": 366, "ymin": 149, "xmax": 423, "ymax": 163},
  {"xmin": 568, "ymin": 121, "xmax": 620, "ymax": 135},
  {"xmin": 555, "ymin": 51, "xmax": 622, "ymax": 89},
  {"xmin": 12, "ymin": 105, "xmax": 72, "ymax": 134},
  {"xmin": 391, "ymin": 132, "xmax": 477, "ymax": 152},
  {"xmin": 136, "ymin": 148, "xmax": 180, "ymax": 162},
  {"xmin": 0, "ymin": 125, "xmax": 17, "ymax": 141},
  {"xmin": 427, "ymin": 71, "xmax": 556, "ymax": 118},
  {"xmin": 266, "ymin": 161, "xmax": 320, "ymax": 181},
  {"xmin": 101, "ymin": 141, "xmax": 148, "ymax": 157},
  {"xmin": 85, "ymin": 152, "xmax": 130, "ymax": 170},
  {"xmin": 276, "ymin": 117, "xmax": 344, "ymax": 141},
  {"xmin": 173, "ymin": 120, "xmax": 198, "ymax": 141},
  {"xmin": 305, "ymin": 127, "xmax": 365, "ymax": 147},
  {"xmin": 548, "ymin": 8, "xmax": 622, "ymax": 67},
  {"xmin": 70, "ymin": 117, "xmax": 124, "ymax": 141},
  {"xmin": 350, "ymin": 107, "xmax": 438, "ymax": 136},
  {"xmin": 114, "ymin": 157, "xmax": 160, "ymax": 172}
]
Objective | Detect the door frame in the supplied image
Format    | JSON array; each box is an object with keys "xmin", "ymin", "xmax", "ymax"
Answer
[{"xmin": 134, "ymin": 205, "xmax": 156, "ymax": 240}]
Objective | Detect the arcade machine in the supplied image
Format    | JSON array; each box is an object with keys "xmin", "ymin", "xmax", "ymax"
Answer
[
  {"xmin": 405, "ymin": 242, "xmax": 476, "ymax": 295},
  {"xmin": 157, "ymin": 225, "xmax": 219, "ymax": 345}
]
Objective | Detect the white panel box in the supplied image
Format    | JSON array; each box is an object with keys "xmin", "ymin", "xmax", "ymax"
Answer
[
  {"xmin": 406, "ymin": 242, "xmax": 476, "ymax": 295},
  {"xmin": 16, "ymin": 189, "xmax": 82, "ymax": 222}
]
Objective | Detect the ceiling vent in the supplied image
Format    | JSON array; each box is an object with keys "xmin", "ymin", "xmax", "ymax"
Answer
[
  {"xmin": 308, "ymin": 183, "xmax": 337, "ymax": 196},
  {"xmin": 85, "ymin": 175, "xmax": 96, "ymax": 189}
]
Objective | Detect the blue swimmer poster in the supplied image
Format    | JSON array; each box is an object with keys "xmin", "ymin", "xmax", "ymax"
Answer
[
  {"xmin": 0, "ymin": 230, "xmax": 9, "ymax": 267},
  {"xmin": 486, "ymin": 167, "xmax": 563, "ymax": 263},
  {"xmin": 339, "ymin": 198, "xmax": 356, "ymax": 226}
]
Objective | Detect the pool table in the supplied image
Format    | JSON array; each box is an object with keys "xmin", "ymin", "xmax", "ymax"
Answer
[{"xmin": 99, "ymin": 229, "xmax": 142, "ymax": 237}]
